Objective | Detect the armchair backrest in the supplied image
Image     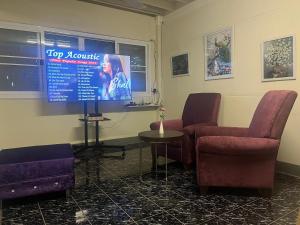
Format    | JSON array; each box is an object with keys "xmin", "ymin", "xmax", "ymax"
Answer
[
  {"xmin": 249, "ymin": 90, "xmax": 297, "ymax": 139},
  {"xmin": 182, "ymin": 93, "xmax": 221, "ymax": 127}
]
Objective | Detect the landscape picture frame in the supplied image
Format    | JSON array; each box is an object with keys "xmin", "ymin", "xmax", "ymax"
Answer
[{"xmin": 171, "ymin": 52, "xmax": 190, "ymax": 77}]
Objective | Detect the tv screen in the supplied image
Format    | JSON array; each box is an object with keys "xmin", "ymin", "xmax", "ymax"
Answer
[{"xmin": 45, "ymin": 48, "xmax": 131, "ymax": 102}]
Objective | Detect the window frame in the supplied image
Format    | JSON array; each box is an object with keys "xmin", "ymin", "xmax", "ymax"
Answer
[
  {"xmin": 117, "ymin": 40, "xmax": 151, "ymax": 95},
  {"xmin": 0, "ymin": 22, "xmax": 42, "ymax": 98},
  {"xmin": 0, "ymin": 21, "xmax": 152, "ymax": 99}
]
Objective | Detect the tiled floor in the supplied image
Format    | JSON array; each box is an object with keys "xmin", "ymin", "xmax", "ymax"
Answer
[{"xmin": 2, "ymin": 147, "xmax": 300, "ymax": 225}]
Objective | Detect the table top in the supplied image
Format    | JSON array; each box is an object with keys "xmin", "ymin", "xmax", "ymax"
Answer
[{"xmin": 138, "ymin": 130, "xmax": 184, "ymax": 143}]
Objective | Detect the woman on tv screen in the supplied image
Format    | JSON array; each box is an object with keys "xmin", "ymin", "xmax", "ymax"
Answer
[{"xmin": 99, "ymin": 54, "xmax": 131, "ymax": 100}]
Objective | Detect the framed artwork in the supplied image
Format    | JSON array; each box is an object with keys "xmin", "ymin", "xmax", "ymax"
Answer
[
  {"xmin": 204, "ymin": 27, "xmax": 233, "ymax": 80},
  {"xmin": 262, "ymin": 35, "xmax": 295, "ymax": 82},
  {"xmin": 171, "ymin": 53, "xmax": 189, "ymax": 76}
]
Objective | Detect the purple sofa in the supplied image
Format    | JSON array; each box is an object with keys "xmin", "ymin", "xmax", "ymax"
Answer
[
  {"xmin": 0, "ymin": 144, "xmax": 75, "ymax": 202},
  {"xmin": 195, "ymin": 90, "xmax": 297, "ymax": 193},
  {"xmin": 150, "ymin": 93, "xmax": 221, "ymax": 168}
]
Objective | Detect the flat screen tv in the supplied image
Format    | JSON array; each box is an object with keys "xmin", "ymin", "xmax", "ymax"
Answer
[{"xmin": 45, "ymin": 48, "xmax": 131, "ymax": 102}]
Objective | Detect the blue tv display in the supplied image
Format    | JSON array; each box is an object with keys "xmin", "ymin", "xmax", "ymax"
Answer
[{"xmin": 45, "ymin": 48, "xmax": 131, "ymax": 102}]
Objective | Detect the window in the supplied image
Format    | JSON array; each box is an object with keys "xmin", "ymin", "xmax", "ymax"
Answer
[
  {"xmin": 119, "ymin": 43, "xmax": 147, "ymax": 92},
  {"xmin": 84, "ymin": 38, "xmax": 115, "ymax": 54},
  {"xmin": 44, "ymin": 32, "xmax": 79, "ymax": 49},
  {"xmin": 0, "ymin": 22, "xmax": 151, "ymax": 98},
  {"xmin": 0, "ymin": 28, "xmax": 41, "ymax": 92}
]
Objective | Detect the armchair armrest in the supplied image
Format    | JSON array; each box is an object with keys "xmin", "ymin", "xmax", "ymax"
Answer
[
  {"xmin": 183, "ymin": 122, "xmax": 218, "ymax": 136},
  {"xmin": 197, "ymin": 136, "xmax": 280, "ymax": 156},
  {"xmin": 150, "ymin": 119, "xmax": 183, "ymax": 131},
  {"xmin": 195, "ymin": 126, "xmax": 249, "ymax": 138}
]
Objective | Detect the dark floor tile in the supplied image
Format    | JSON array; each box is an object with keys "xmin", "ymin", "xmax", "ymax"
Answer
[
  {"xmin": 106, "ymin": 186, "xmax": 164, "ymax": 221},
  {"xmin": 126, "ymin": 219, "xmax": 138, "ymax": 225},
  {"xmin": 167, "ymin": 202, "xmax": 217, "ymax": 224},
  {"xmin": 170, "ymin": 184, "xmax": 203, "ymax": 199},
  {"xmin": 75, "ymin": 159, "xmax": 111, "ymax": 183},
  {"xmin": 243, "ymin": 198, "xmax": 292, "ymax": 221},
  {"xmin": 2, "ymin": 213, "xmax": 44, "ymax": 225},
  {"xmin": 39, "ymin": 196, "xmax": 78, "ymax": 211},
  {"xmin": 201, "ymin": 217, "xmax": 232, "ymax": 225},
  {"xmin": 94, "ymin": 178, "xmax": 128, "ymax": 194},
  {"xmin": 167, "ymin": 171, "xmax": 197, "ymax": 185},
  {"xmin": 274, "ymin": 208, "xmax": 300, "ymax": 225},
  {"xmin": 270, "ymin": 189, "xmax": 300, "ymax": 210},
  {"xmin": 220, "ymin": 193, "xmax": 261, "ymax": 206},
  {"xmin": 99, "ymin": 148, "xmax": 152, "ymax": 177},
  {"xmin": 43, "ymin": 212, "xmax": 90, "ymax": 225},
  {"xmin": 73, "ymin": 186, "xmax": 131, "ymax": 224},
  {"xmin": 83, "ymin": 206, "xmax": 130, "ymax": 225},
  {"xmin": 275, "ymin": 173, "xmax": 300, "ymax": 187},
  {"xmin": 273, "ymin": 174, "xmax": 300, "ymax": 196},
  {"xmin": 122, "ymin": 176, "xmax": 140, "ymax": 185},
  {"xmin": 220, "ymin": 207, "xmax": 273, "ymax": 225},
  {"xmin": 135, "ymin": 182, "xmax": 173, "ymax": 196},
  {"xmin": 39, "ymin": 197, "xmax": 87, "ymax": 224},
  {"xmin": 135, "ymin": 213, "xmax": 182, "ymax": 225},
  {"xmin": 173, "ymin": 189, "xmax": 239, "ymax": 216},
  {"xmin": 2, "ymin": 202, "xmax": 39, "ymax": 219},
  {"xmin": 150, "ymin": 189, "xmax": 194, "ymax": 210},
  {"xmin": 104, "ymin": 184, "xmax": 138, "ymax": 201},
  {"xmin": 75, "ymin": 176, "xmax": 96, "ymax": 187},
  {"xmin": 71, "ymin": 184, "xmax": 105, "ymax": 201}
]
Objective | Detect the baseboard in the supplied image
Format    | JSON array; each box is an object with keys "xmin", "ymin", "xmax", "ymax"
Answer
[{"xmin": 276, "ymin": 161, "xmax": 300, "ymax": 178}]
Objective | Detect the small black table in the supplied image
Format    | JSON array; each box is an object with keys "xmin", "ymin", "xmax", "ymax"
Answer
[
  {"xmin": 75, "ymin": 100, "xmax": 126, "ymax": 159},
  {"xmin": 138, "ymin": 130, "xmax": 184, "ymax": 182}
]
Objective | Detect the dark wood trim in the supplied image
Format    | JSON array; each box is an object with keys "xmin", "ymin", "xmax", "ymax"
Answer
[{"xmin": 276, "ymin": 161, "xmax": 300, "ymax": 178}]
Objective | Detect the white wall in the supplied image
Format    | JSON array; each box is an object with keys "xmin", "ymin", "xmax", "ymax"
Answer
[
  {"xmin": 0, "ymin": 0, "xmax": 157, "ymax": 148},
  {"xmin": 162, "ymin": 0, "xmax": 300, "ymax": 165}
]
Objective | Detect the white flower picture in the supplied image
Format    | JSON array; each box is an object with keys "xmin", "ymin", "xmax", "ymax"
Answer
[{"xmin": 262, "ymin": 36, "xmax": 295, "ymax": 81}]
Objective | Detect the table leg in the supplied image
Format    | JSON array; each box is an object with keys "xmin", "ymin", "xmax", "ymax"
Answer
[
  {"xmin": 181, "ymin": 141, "xmax": 183, "ymax": 162},
  {"xmin": 122, "ymin": 147, "xmax": 126, "ymax": 159},
  {"xmin": 155, "ymin": 144, "xmax": 158, "ymax": 179},
  {"xmin": 96, "ymin": 157, "xmax": 100, "ymax": 182},
  {"xmin": 139, "ymin": 143, "xmax": 143, "ymax": 179},
  {"xmin": 165, "ymin": 143, "xmax": 168, "ymax": 183}
]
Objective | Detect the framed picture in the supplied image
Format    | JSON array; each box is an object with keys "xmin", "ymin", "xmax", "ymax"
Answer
[
  {"xmin": 262, "ymin": 35, "xmax": 295, "ymax": 82},
  {"xmin": 171, "ymin": 53, "xmax": 189, "ymax": 76},
  {"xmin": 204, "ymin": 27, "xmax": 233, "ymax": 80}
]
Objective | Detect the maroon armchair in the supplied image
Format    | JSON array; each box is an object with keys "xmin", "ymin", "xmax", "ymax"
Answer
[
  {"xmin": 195, "ymin": 90, "xmax": 297, "ymax": 193},
  {"xmin": 150, "ymin": 93, "xmax": 221, "ymax": 168}
]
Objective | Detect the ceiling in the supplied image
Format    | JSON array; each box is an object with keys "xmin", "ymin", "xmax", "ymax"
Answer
[{"xmin": 77, "ymin": 0, "xmax": 196, "ymax": 16}]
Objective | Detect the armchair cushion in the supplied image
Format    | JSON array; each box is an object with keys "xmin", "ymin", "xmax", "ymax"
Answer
[
  {"xmin": 182, "ymin": 93, "xmax": 221, "ymax": 127},
  {"xmin": 195, "ymin": 126, "xmax": 249, "ymax": 138},
  {"xmin": 197, "ymin": 136, "xmax": 280, "ymax": 156},
  {"xmin": 150, "ymin": 119, "xmax": 183, "ymax": 131},
  {"xmin": 249, "ymin": 90, "xmax": 297, "ymax": 139},
  {"xmin": 183, "ymin": 122, "xmax": 218, "ymax": 136}
]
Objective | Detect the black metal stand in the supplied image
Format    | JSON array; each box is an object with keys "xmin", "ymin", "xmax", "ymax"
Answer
[{"xmin": 75, "ymin": 100, "xmax": 126, "ymax": 159}]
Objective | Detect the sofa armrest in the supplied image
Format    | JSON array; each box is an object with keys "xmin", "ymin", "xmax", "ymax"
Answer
[
  {"xmin": 197, "ymin": 136, "xmax": 280, "ymax": 156},
  {"xmin": 183, "ymin": 122, "xmax": 218, "ymax": 136},
  {"xmin": 195, "ymin": 126, "xmax": 249, "ymax": 138},
  {"xmin": 150, "ymin": 119, "xmax": 183, "ymax": 131}
]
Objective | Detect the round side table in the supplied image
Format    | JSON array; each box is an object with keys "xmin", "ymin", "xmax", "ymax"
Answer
[{"xmin": 138, "ymin": 130, "xmax": 184, "ymax": 182}]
